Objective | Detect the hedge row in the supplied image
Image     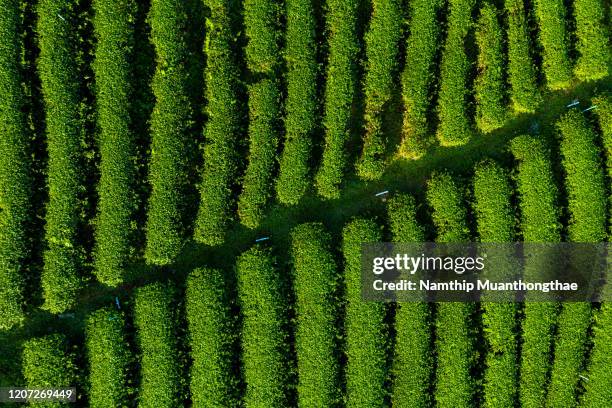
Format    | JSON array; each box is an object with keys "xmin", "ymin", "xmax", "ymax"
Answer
[
  {"xmin": 593, "ymin": 95, "xmax": 612, "ymax": 229},
  {"xmin": 573, "ymin": 0, "xmax": 609, "ymax": 81},
  {"xmin": 238, "ymin": 80, "xmax": 280, "ymax": 229},
  {"xmin": 314, "ymin": 0, "xmax": 359, "ymax": 199},
  {"xmin": 134, "ymin": 282, "xmax": 180, "ymax": 408},
  {"xmin": 510, "ymin": 135, "xmax": 560, "ymax": 408},
  {"xmin": 144, "ymin": 0, "xmax": 192, "ymax": 264},
  {"xmin": 37, "ymin": 0, "xmax": 84, "ymax": 313},
  {"xmin": 472, "ymin": 161, "xmax": 518, "ymax": 408},
  {"xmin": 244, "ymin": 0, "xmax": 281, "ymax": 74},
  {"xmin": 236, "ymin": 246, "xmax": 289, "ymax": 406},
  {"xmin": 290, "ymin": 223, "xmax": 341, "ymax": 406},
  {"xmin": 22, "ymin": 334, "xmax": 77, "ymax": 408},
  {"xmin": 532, "ymin": 0, "xmax": 572, "ymax": 89},
  {"xmin": 186, "ymin": 268, "xmax": 238, "ymax": 407},
  {"xmin": 275, "ymin": 0, "xmax": 318, "ymax": 204},
  {"xmin": 580, "ymin": 304, "xmax": 612, "ymax": 407},
  {"xmin": 342, "ymin": 218, "xmax": 387, "ymax": 407},
  {"xmin": 86, "ymin": 308, "xmax": 130, "ymax": 407},
  {"xmin": 92, "ymin": 0, "xmax": 137, "ymax": 285},
  {"xmin": 398, "ymin": 0, "xmax": 443, "ymax": 158},
  {"xmin": 387, "ymin": 195, "xmax": 432, "ymax": 408},
  {"xmin": 0, "ymin": 0, "xmax": 31, "ymax": 329},
  {"xmin": 194, "ymin": 0, "xmax": 241, "ymax": 246},
  {"xmin": 355, "ymin": 0, "xmax": 403, "ymax": 180},
  {"xmin": 504, "ymin": 0, "xmax": 542, "ymax": 113},
  {"xmin": 474, "ymin": 4, "xmax": 506, "ymax": 133},
  {"xmin": 426, "ymin": 172, "xmax": 475, "ymax": 408},
  {"xmin": 435, "ymin": 0, "xmax": 476, "ymax": 146}
]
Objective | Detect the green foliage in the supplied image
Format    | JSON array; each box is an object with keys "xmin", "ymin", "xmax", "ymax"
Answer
[
  {"xmin": 532, "ymin": 0, "xmax": 572, "ymax": 89},
  {"xmin": 592, "ymin": 94, "xmax": 612, "ymax": 229},
  {"xmin": 134, "ymin": 282, "xmax": 180, "ymax": 408},
  {"xmin": 557, "ymin": 110, "xmax": 606, "ymax": 242},
  {"xmin": 276, "ymin": 0, "xmax": 318, "ymax": 205},
  {"xmin": 314, "ymin": 0, "xmax": 359, "ymax": 199},
  {"xmin": 0, "ymin": 0, "xmax": 31, "ymax": 329},
  {"xmin": 186, "ymin": 268, "xmax": 238, "ymax": 407},
  {"xmin": 398, "ymin": 0, "xmax": 443, "ymax": 158},
  {"xmin": 22, "ymin": 334, "xmax": 77, "ymax": 408},
  {"xmin": 195, "ymin": 0, "xmax": 240, "ymax": 246},
  {"xmin": 472, "ymin": 160, "xmax": 514, "ymax": 242},
  {"xmin": 244, "ymin": 0, "xmax": 281, "ymax": 74},
  {"xmin": 236, "ymin": 246, "xmax": 289, "ymax": 406},
  {"xmin": 426, "ymin": 172, "xmax": 470, "ymax": 242},
  {"xmin": 92, "ymin": 0, "xmax": 137, "ymax": 285},
  {"xmin": 504, "ymin": 0, "xmax": 542, "ymax": 113},
  {"xmin": 474, "ymin": 4, "xmax": 507, "ymax": 133},
  {"xmin": 580, "ymin": 304, "xmax": 612, "ymax": 407},
  {"xmin": 435, "ymin": 0, "xmax": 476, "ymax": 146},
  {"xmin": 86, "ymin": 308, "xmax": 130, "ymax": 407},
  {"xmin": 238, "ymin": 80, "xmax": 280, "ymax": 229},
  {"xmin": 387, "ymin": 195, "xmax": 432, "ymax": 408},
  {"xmin": 144, "ymin": 0, "xmax": 192, "ymax": 264},
  {"xmin": 290, "ymin": 223, "xmax": 341, "ymax": 406},
  {"xmin": 37, "ymin": 0, "xmax": 84, "ymax": 314},
  {"xmin": 573, "ymin": 0, "xmax": 609, "ymax": 80},
  {"xmin": 355, "ymin": 0, "xmax": 403, "ymax": 180},
  {"xmin": 342, "ymin": 218, "xmax": 387, "ymax": 407}
]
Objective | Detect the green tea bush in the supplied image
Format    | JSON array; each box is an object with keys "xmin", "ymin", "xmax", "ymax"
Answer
[
  {"xmin": 532, "ymin": 0, "xmax": 572, "ymax": 89},
  {"xmin": 0, "ymin": 0, "xmax": 31, "ymax": 329},
  {"xmin": 398, "ymin": 0, "xmax": 444, "ymax": 158},
  {"xmin": 426, "ymin": 172, "xmax": 475, "ymax": 408},
  {"xmin": 86, "ymin": 308, "xmax": 130, "ymax": 407},
  {"xmin": 290, "ymin": 223, "xmax": 341, "ymax": 406},
  {"xmin": 236, "ymin": 247, "xmax": 289, "ymax": 406},
  {"xmin": 592, "ymin": 95, "xmax": 612, "ymax": 229},
  {"xmin": 314, "ymin": 0, "xmax": 359, "ymax": 199},
  {"xmin": 186, "ymin": 268, "xmax": 238, "ymax": 407},
  {"xmin": 504, "ymin": 0, "xmax": 542, "ymax": 113},
  {"xmin": 580, "ymin": 304, "xmax": 612, "ymax": 407},
  {"xmin": 22, "ymin": 334, "xmax": 76, "ymax": 408},
  {"xmin": 472, "ymin": 161, "xmax": 514, "ymax": 242},
  {"xmin": 342, "ymin": 218, "xmax": 387, "ymax": 407},
  {"xmin": 134, "ymin": 282, "xmax": 180, "ymax": 408},
  {"xmin": 238, "ymin": 79, "xmax": 280, "ymax": 229},
  {"xmin": 92, "ymin": 0, "xmax": 137, "ymax": 285},
  {"xmin": 144, "ymin": 0, "xmax": 192, "ymax": 264},
  {"xmin": 435, "ymin": 0, "xmax": 476, "ymax": 146},
  {"xmin": 37, "ymin": 0, "xmax": 84, "ymax": 314},
  {"xmin": 355, "ymin": 0, "xmax": 403, "ymax": 180},
  {"xmin": 194, "ymin": 0, "xmax": 240, "ymax": 246},
  {"xmin": 244, "ymin": 0, "xmax": 281, "ymax": 74},
  {"xmin": 275, "ymin": 0, "xmax": 318, "ymax": 205},
  {"xmin": 573, "ymin": 0, "xmax": 609, "ymax": 81},
  {"xmin": 474, "ymin": 4, "xmax": 507, "ymax": 133},
  {"xmin": 387, "ymin": 195, "xmax": 432, "ymax": 408}
]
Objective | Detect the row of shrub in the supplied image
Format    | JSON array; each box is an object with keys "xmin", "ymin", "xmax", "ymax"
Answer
[
  {"xmin": 435, "ymin": 0, "xmax": 476, "ymax": 146},
  {"xmin": 532, "ymin": 0, "xmax": 572, "ymax": 90},
  {"xmin": 474, "ymin": 4, "xmax": 506, "ymax": 133},
  {"xmin": 472, "ymin": 161, "xmax": 519, "ymax": 407},
  {"xmin": 0, "ymin": 0, "xmax": 31, "ymax": 329},
  {"xmin": 398, "ymin": 0, "xmax": 443, "ymax": 159},
  {"xmin": 275, "ymin": 0, "xmax": 318, "ymax": 205},
  {"xmin": 92, "ymin": 0, "xmax": 137, "ymax": 285},
  {"xmin": 290, "ymin": 223, "xmax": 341, "ymax": 406},
  {"xmin": 342, "ymin": 218, "xmax": 388, "ymax": 406},
  {"xmin": 573, "ymin": 0, "xmax": 609, "ymax": 81},
  {"xmin": 186, "ymin": 268, "xmax": 238, "ymax": 406},
  {"xmin": 37, "ymin": 0, "xmax": 84, "ymax": 314},
  {"xmin": 504, "ymin": 0, "xmax": 542, "ymax": 113},
  {"xmin": 355, "ymin": 0, "xmax": 403, "ymax": 180},
  {"xmin": 236, "ymin": 247, "xmax": 289, "ymax": 406},
  {"xmin": 244, "ymin": 0, "xmax": 281, "ymax": 74},
  {"xmin": 580, "ymin": 304, "xmax": 612, "ymax": 406},
  {"xmin": 426, "ymin": 172, "xmax": 475, "ymax": 408},
  {"xmin": 593, "ymin": 95, "xmax": 612, "ymax": 230},
  {"xmin": 85, "ymin": 308, "xmax": 130, "ymax": 407},
  {"xmin": 238, "ymin": 80, "xmax": 280, "ymax": 229},
  {"xmin": 314, "ymin": 0, "xmax": 360, "ymax": 199},
  {"xmin": 144, "ymin": 0, "xmax": 192, "ymax": 264},
  {"xmin": 387, "ymin": 195, "xmax": 433, "ymax": 407},
  {"xmin": 194, "ymin": 0, "xmax": 241, "ymax": 246},
  {"xmin": 133, "ymin": 282, "xmax": 180, "ymax": 408}
]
